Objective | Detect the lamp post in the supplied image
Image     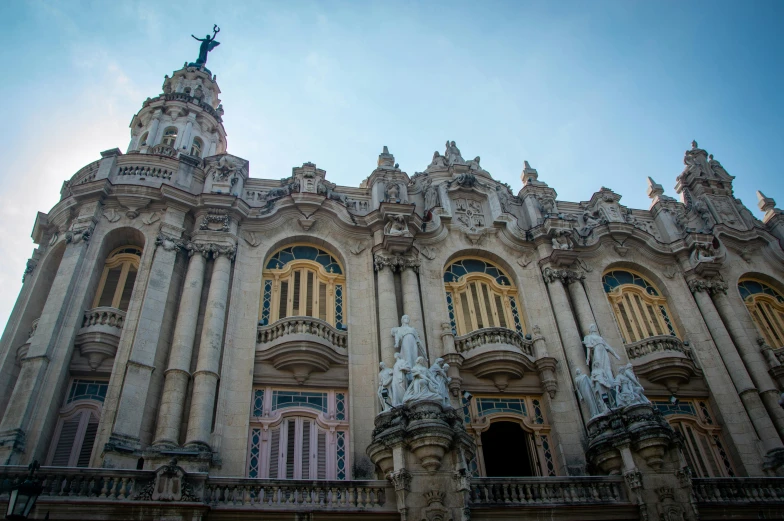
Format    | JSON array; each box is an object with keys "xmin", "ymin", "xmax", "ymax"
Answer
[{"xmin": 5, "ymin": 461, "xmax": 42, "ymax": 520}]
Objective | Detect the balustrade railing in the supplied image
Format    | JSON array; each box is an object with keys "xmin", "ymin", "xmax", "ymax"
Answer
[
  {"xmin": 468, "ymin": 476, "xmax": 627, "ymax": 506},
  {"xmin": 625, "ymin": 335, "xmax": 689, "ymax": 360},
  {"xmin": 81, "ymin": 307, "xmax": 126, "ymax": 329},
  {"xmin": 693, "ymin": 478, "xmax": 784, "ymax": 504},
  {"xmin": 117, "ymin": 163, "xmax": 174, "ymax": 179},
  {"xmin": 0, "ymin": 467, "xmax": 145, "ymax": 502},
  {"xmin": 454, "ymin": 327, "xmax": 533, "ymax": 357},
  {"xmin": 70, "ymin": 160, "xmax": 100, "ymax": 186},
  {"xmin": 205, "ymin": 478, "xmax": 390, "ymax": 510},
  {"xmin": 257, "ymin": 317, "xmax": 347, "ymax": 349}
]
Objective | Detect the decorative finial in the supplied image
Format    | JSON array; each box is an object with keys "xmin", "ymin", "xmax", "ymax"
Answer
[
  {"xmin": 757, "ymin": 190, "xmax": 777, "ymax": 214},
  {"xmin": 647, "ymin": 177, "xmax": 664, "ymax": 200}
]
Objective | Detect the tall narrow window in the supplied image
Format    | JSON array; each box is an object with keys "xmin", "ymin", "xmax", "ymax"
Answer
[
  {"xmin": 602, "ymin": 270, "xmax": 678, "ymax": 343},
  {"xmin": 93, "ymin": 246, "xmax": 142, "ymax": 312},
  {"xmin": 259, "ymin": 245, "xmax": 346, "ymax": 328},
  {"xmin": 738, "ymin": 279, "xmax": 784, "ymax": 348},
  {"xmin": 190, "ymin": 137, "xmax": 203, "ymax": 158},
  {"xmin": 161, "ymin": 127, "xmax": 178, "ymax": 147},
  {"xmin": 47, "ymin": 380, "xmax": 105, "ymax": 468},
  {"xmin": 139, "ymin": 131, "xmax": 149, "ymax": 147},
  {"xmin": 443, "ymin": 258, "xmax": 525, "ymax": 336}
]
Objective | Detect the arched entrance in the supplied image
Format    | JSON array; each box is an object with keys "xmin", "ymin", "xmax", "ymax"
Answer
[{"xmin": 480, "ymin": 421, "xmax": 535, "ymax": 477}]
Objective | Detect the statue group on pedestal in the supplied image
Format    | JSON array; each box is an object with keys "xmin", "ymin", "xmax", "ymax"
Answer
[
  {"xmin": 377, "ymin": 315, "xmax": 452, "ymax": 411},
  {"xmin": 574, "ymin": 324, "xmax": 649, "ymax": 419}
]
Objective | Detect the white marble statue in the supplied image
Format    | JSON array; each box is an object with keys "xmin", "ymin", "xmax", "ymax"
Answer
[
  {"xmin": 574, "ymin": 368, "xmax": 608, "ymax": 418},
  {"xmin": 377, "ymin": 362, "xmax": 394, "ymax": 411},
  {"xmin": 393, "ymin": 315, "xmax": 426, "ymax": 372},
  {"xmin": 428, "ymin": 358, "xmax": 451, "ymax": 406},
  {"xmin": 584, "ymin": 324, "xmax": 621, "ymax": 395},
  {"xmin": 403, "ymin": 357, "xmax": 443, "ymax": 403},
  {"xmin": 445, "ymin": 140, "xmax": 464, "ymax": 165},
  {"xmin": 615, "ymin": 363, "xmax": 650, "ymax": 407},
  {"xmin": 391, "ymin": 352, "xmax": 410, "ymax": 406}
]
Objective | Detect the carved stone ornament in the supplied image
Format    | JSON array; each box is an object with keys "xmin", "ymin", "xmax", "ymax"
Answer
[
  {"xmin": 155, "ymin": 233, "xmax": 183, "ymax": 252},
  {"xmin": 663, "ymin": 264, "xmax": 678, "ymax": 279},
  {"xmin": 623, "ymin": 469, "xmax": 643, "ymax": 491},
  {"xmin": 373, "ymin": 252, "xmax": 420, "ymax": 273},
  {"xmin": 454, "ymin": 198, "xmax": 485, "ymax": 232},
  {"xmin": 65, "ymin": 223, "xmax": 94, "ymax": 244},
  {"xmin": 542, "ymin": 267, "xmax": 584, "ymax": 285},
  {"xmin": 422, "ymin": 490, "xmax": 452, "ymax": 521},
  {"xmin": 103, "ymin": 209, "xmax": 121, "ymax": 223},
  {"xmin": 385, "ymin": 214, "xmax": 412, "ymax": 237},
  {"xmin": 199, "ymin": 209, "xmax": 230, "ymax": 232},
  {"xmin": 349, "ymin": 241, "xmax": 366, "ymax": 255},
  {"xmin": 135, "ymin": 459, "xmax": 200, "ymax": 502},
  {"xmin": 550, "ymin": 229, "xmax": 574, "ymax": 251},
  {"xmin": 186, "ymin": 242, "xmax": 237, "ymax": 260},
  {"xmin": 420, "ymin": 245, "xmax": 436, "ymax": 260},
  {"xmin": 687, "ymin": 277, "xmax": 728, "ymax": 295},
  {"xmin": 242, "ymin": 231, "xmax": 260, "ymax": 247},
  {"xmin": 209, "ymin": 155, "xmax": 242, "ymax": 183},
  {"xmin": 142, "ymin": 212, "xmax": 161, "ymax": 226},
  {"xmin": 22, "ymin": 258, "xmax": 37, "ymax": 283}
]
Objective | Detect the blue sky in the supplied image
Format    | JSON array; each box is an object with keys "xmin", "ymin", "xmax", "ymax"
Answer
[{"xmin": 0, "ymin": 0, "xmax": 782, "ymax": 329}]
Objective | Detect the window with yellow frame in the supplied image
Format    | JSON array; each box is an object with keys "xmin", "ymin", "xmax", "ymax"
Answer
[
  {"xmin": 602, "ymin": 270, "xmax": 678, "ymax": 344},
  {"xmin": 259, "ymin": 245, "xmax": 346, "ymax": 329},
  {"xmin": 443, "ymin": 258, "xmax": 525, "ymax": 337},
  {"xmin": 92, "ymin": 246, "xmax": 142, "ymax": 311},
  {"xmin": 738, "ymin": 279, "xmax": 784, "ymax": 348}
]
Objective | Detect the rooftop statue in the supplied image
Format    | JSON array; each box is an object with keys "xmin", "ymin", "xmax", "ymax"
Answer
[{"xmin": 191, "ymin": 25, "xmax": 221, "ymax": 67}]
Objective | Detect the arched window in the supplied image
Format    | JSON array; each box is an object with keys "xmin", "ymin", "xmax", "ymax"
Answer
[
  {"xmin": 139, "ymin": 131, "xmax": 149, "ymax": 147},
  {"xmin": 248, "ymin": 388, "xmax": 348, "ymax": 480},
  {"xmin": 260, "ymin": 245, "xmax": 346, "ymax": 329},
  {"xmin": 161, "ymin": 127, "xmax": 178, "ymax": 147},
  {"xmin": 190, "ymin": 137, "xmax": 203, "ymax": 158},
  {"xmin": 602, "ymin": 270, "xmax": 678, "ymax": 344},
  {"xmin": 651, "ymin": 398, "xmax": 734, "ymax": 477},
  {"xmin": 93, "ymin": 246, "xmax": 142, "ymax": 311},
  {"xmin": 443, "ymin": 258, "xmax": 525, "ymax": 336},
  {"xmin": 738, "ymin": 279, "xmax": 784, "ymax": 348},
  {"xmin": 462, "ymin": 394, "xmax": 556, "ymax": 477},
  {"xmin": 46, "ymin": 379, "xmax": 107, "ymax": 467}
]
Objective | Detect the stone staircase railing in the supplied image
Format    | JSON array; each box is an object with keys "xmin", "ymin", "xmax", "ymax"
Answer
[
  {"xmin": 625, "ymin": 335, "xmax": 690, "ymax": 360},
  {"xmin": 257, "ymin": 316, "xmax": 348, "ymax": 349},
  {"xmin": 81, "ymin": 307, "xmax": 126, "ymax": 329},
  {"xmin": 468, "ymin": 476, "xmax": 628, "ymax": 506},
  {"xmin": 692, "ymin": 477, "xmax": 784, "ymax": 504},
  {"xmin": 454, "ymin": 327, "xmax": 533, "ymax": 357},
  {"xmin": 204, "ymin": 478, "xmax": 392, "ymax": 510}
]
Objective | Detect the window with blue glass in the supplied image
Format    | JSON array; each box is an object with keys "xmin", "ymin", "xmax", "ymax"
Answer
[
  {"xmin": 272, "ymin": 390, "xmax": 328, "ymax": 413},
  {"xmin": 67, "ymin": 379, "xmax": 108, "ymax": 404},
  {"xmin": 738, "ymin": 278, "xmax": 784, "ymax": 349},
  {"xmin": 260, "ymin": 244, "xmax": 346, "ymax": 329},
  {"xmin": 602, "ymin": 269, "xmax": 678, "ymax": 343},
  {"xmin": 443, "ymin": 257, "xmax": 525, "ymax": 336}
]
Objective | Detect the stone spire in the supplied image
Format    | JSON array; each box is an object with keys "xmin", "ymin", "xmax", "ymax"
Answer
[{"xmin": 521, "ymin": 160, "xmax": 543, "ymax": 186}]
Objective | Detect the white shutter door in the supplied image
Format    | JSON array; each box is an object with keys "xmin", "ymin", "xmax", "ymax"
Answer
[
  {"xmin": 302, "ymin": 420, "xmax": 311, "ymax": 479},
  {"xmin": 285, "ymin": 419, "xmax": 296, "ymax": 479},
  {"xmin": 268, "ymin": 426, "xmax": 281, "ymax": 479},
  {"xmin": 77, "ymin": 419, "xmax": 98, "ymax": 467},
  {"xmin": 51, "ymin": 418, "xmax": 80, "ymax": 466},
  {"xmin": 317, "ymin": 430, "xmax": 327, "ymax": 479}
]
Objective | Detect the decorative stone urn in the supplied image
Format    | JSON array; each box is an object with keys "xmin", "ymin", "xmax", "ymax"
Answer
[{"xmin": 367, "ymin": 400, "xmax": 475, "ymax": 521}]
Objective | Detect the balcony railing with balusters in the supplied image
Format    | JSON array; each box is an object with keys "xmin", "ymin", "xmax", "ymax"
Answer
[
  {"xmin": 468, "ymin": 476, "xmax": 628, "ymax": 507},
  {"xmin": 454, "ymin": 327, "xmax": 533, "ymax": 357},
  {"xmin": 624, "ymin": 334, "xmax": 690, "ymax": 360},
  {"xmin": 257, "ymin": 316, "xmax": 348, "ymax": 349},
  {"xmin": 692, "ymin": 477, "xmax": 784, "ymax": 504}
]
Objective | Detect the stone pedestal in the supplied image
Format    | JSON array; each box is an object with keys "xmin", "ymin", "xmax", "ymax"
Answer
[
  {"xmin": 367, "ymin": 401, "xmax": 475, "ymax": 521},
  {"xmin": 586, "ymin": 403, "xmax": 697, "ymax": 521}
]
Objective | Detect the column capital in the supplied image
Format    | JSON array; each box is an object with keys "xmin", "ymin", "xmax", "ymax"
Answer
[
  {"xmin": 542, "ymin": 266, "xmax": 584, "ymax": 285},
  {"xmin": 156, "ymin": 232, "xmax": 184, "ymax": 252},
  {"xmin": 373, "ymin": 251, "xmax": 420, "ymax": 273},
  {"xmin": 186, "ymin": 241, "xmax": 237, "ymax": 260},
  {"xmin": 687, "ymin": 277, "xmax": 728, "ymax": 295},
  {"xmin": 65, "ymin": 222, "xmax": 95, "ymax": 245}
]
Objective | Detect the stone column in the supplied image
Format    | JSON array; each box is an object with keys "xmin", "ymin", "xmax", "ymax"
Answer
[
  {"xmin": 566, "ymin": 277, "xmax": 595, "ymax": 337},
  {"xmin": 689, "ymin": 279, "xmax": 783, "ymax": 454},
  {"xmin": 152, "ymin": 248, "xmax": 207, "ymax": 447},
  {"xmin": 185, "ymin": 246, "xmax": 234, "ymax": 449},
  {"xmin": 400, "ymin": 261, "xmax": 424, "ymax": 350},
  {"xmin": 710, "ymin": 286, "xmax": 784, "ymax": 440},
  {"xmin": 147, "ymin": 110, "xmax": 162, "ymax": 147},
  {"xmin": 543, "ymin": 267, "xmax": 589, "ymax": 375},
  {"xmin": 375, "ymin": 254, "xmax": 399, "ymax": 369}
]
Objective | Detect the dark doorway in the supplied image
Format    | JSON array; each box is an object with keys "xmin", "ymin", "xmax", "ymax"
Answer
[{"xmin": 480, "ymin": 421, "xmax": 535, "ymax": 477}]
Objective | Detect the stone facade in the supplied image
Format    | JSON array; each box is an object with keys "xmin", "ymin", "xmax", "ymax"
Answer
[{"xmin": 1, "ymin": 59, "xmax": 784, "ymax": 521}]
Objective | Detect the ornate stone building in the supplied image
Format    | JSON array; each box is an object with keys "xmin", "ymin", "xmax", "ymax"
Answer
[{"xmin": 1, "ymin": 48, "xmax": 784, "ymax": 521}]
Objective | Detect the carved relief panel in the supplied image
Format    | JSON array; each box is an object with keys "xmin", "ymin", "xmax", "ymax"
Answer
[{"xmin": 454, "ymin": 198, "xmax": 485, "ymax": 232}]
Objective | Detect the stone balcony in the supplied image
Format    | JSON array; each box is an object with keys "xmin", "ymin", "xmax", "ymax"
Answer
[
  {"xmin": 455, "ymin": 327, "xmax": 536, "ymax": 391},
  {"xmin": 693, "ymin": 477, "xmax": 784, "ymax": 519},
  {"xmin": 74, "ymin": 307, "xmax": 126, "ymax": 371},
  {"xmin": 624, "ymin": 335, "xmax": 700, "ymax": 394},
  {"xmin": 256, "ymin": 316, "xmax": 348, "ymax": 383}
]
